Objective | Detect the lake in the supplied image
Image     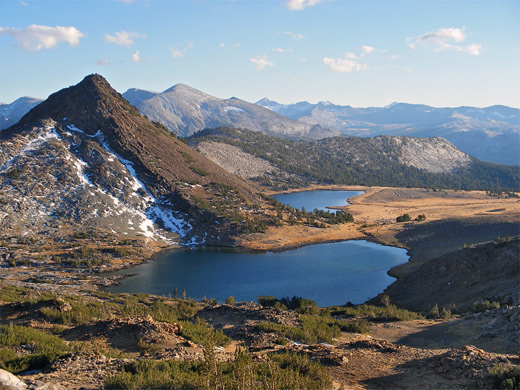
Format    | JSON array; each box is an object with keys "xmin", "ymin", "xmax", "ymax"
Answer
[
  {"xmin": 273, "ymin": 190, "xmax": 364, "ymax": 212},
  {"xmin": 106, "ymin": 189, "xmax": 408, "ymax": 306},
  {"xmin": 106, "ymin": 241, "xmax": 408, "ymax": 306}
]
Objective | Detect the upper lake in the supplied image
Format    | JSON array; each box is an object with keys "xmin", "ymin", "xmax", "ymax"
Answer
[
  {"xmin": 106, "ymin": 190, "xmax": 408, "ymax": 306},
  {"xmin": 273, "ymin": 190, "xmax": 364, "ymax": 212}
]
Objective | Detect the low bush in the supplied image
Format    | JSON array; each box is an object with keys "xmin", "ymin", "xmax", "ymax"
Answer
[
  {"xmin": 180, "ymin": 318, "xmax": 230, "ymax": 347},
  {"xmin": 471, "ymin": 300, "xmax": 500, "ymax": 313},
  {"xmin": 105, "ymin": 348, "xmax": 331, "ymax": 390},
  {"xmin": 489, "ymin": 364, "xmax": 520, "ymax": 390},
  {"xmin": 0, "ymin": 325, "xmax": 69, "ymax": 373},
  {"xmin": 330, "ymin": 304, "xmax": 423, "ymax": 322}
]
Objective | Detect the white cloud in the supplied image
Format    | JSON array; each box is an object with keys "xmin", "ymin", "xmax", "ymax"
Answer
[
  {"xmin": 104, "ymin": 31, "xmax": 145, "ymax": 47},
  {"xmin": 283, "ymin": 31, "xmax": 305, "ymax": 40},
  {"xmin": 0, "ymin": 25, "xmax": 84, "ymax": 52},
  {"xmin": 286, "ymin": 0, "xmax": 325, "ymax": 11},
  {"xmin": 116, "ymin": 0, "xmax": 136, "ymax": 3},
  {"xmin": 359, "ymin": 45, "xmax": 387, "ymax": 57},
  {"xmin": 170, "ymin": 48, "xmax": 183, "ymax": 59},
  {"xmin": 250, "ymin": 55, "xmax": 274, "ymax": 71},
  {"xmin": 97, "ymin": 58, "xmax": 110, "ymax": 67},
  {"xmin": 273, "ymin": 47, "xmax": 293, "ymax": 53},
  {"xmin": 20, "ymin": 1, "xmax": 28, "ymax": 6},
  {"xmin": 391, "ymin": 54, "xmax": 400, "ymax": 60},
  {"xmin": 323, "ymin": 53, "xmax": 366, "ymax": 73},
  {"xmin": 361, "ymin": 45, "xmax": 376, "ymax": 55},
  {"xmin": 131, "ymin": 50, "xmax": 141, "ymax": 62},
  {"xmin": 458, "ymin": 43, "xmax": 482, "ymax": 56},
  {"xmin": 219, "ymin": 42, "xmax": 241, "ymax": 50},
  {"xmin": 407, "ymin": 27, "xmax": 481, "ymax": 56},
  {"xmin": 170, "ymin": 42, "xmax": 193, "ymax": 59},
  {"xmin": 300, "ymin": 58, "xmax": 308, "ymax": 63}
]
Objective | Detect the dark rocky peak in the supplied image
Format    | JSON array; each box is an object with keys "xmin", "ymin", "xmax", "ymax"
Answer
[{"xmin": 3, "ymin": 74, "xmax": 133, "ymax": 139}]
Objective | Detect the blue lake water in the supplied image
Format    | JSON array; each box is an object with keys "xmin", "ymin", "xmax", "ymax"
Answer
[
  {"xmin": 273, "ymin": 190, "xmax": 364, "ymax": 212},
  {"xmin": 106, "ymin": 190, "xmax": 408, "ymax": 306},
  {"xmin": 106, "ymin": 241, "xmax": 408, "ymax": 306}
]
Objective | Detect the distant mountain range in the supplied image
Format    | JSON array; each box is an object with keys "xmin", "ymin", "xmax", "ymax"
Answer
[
  {"xmin": 257, "ymin": 99, "xmax": 520, "ymax": 165},
  {"xmin": 0, "ymin": 97, "xmax": 43, "ymax": 130},
  {"xmin": 2, "ymin": 84, "xmax": 518, "ymax": 165},
  {"xmin": 123, "ymin": 85, "xmax": 336, "ymax": 139}
]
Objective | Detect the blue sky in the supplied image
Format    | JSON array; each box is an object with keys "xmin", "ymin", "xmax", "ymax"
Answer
[{"xmin": 1, "ymin": 0, "xmax": 519, "ymax": 108}]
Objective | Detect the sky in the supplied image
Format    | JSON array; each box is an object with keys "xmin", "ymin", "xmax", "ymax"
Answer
[{"xmin": 1, "ymin": 0, "xmax": 519, "ymax": 108}]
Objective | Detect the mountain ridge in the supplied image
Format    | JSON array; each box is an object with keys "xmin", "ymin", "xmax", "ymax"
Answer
[
  {"xmin": 257, "ymin": 99, "xmax": 520, "ymax": 165},
  {"xmin": 188, "ymin": 126, "xmax": 520, "ymax": 191},
  {"xmin": 122, "ymin": 85, "xmax": 338, "ymax": 139}
]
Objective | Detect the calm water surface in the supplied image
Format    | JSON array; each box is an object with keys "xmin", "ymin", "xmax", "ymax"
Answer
[
  {"xmin": 107, "ymin": 241, "xmax": 408, "ymax": 306},
  {"xmin": 273, "ymin": 190, "xmax": 363, "ymax": 212}
]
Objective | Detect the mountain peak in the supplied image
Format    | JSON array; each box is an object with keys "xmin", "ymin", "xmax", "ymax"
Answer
[
  {"xmin": 256, "ymin": 97, "xmax": 277, "ymax": 105},
  {"xmin": 4, "ymin": 73, "xmax": 131, "ymax": 137},
  {"xmin": 80, "ymin": 73, "xmax": 110, "ymax": 88}
]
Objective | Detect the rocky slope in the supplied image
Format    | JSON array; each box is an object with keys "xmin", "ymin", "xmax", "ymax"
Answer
[
  {"xmin": 123, "ymin": 84, "xmax": 337, "ymax": 139},
  {"xmin": 0, "ymin": 97, "xmax": 42, "ymax": 130},
  {"xmin": 376, "ymin": 239, "xmax": 520, "ymax": 312},
  {"xmin": 0, "ymin": 283, "xmax": 518, "ymax": 390},
  {"xmin": 188, "ymin": 127, "xmax": 520, "ymax": 190},
  {"xmin": 0, "ymin": 75, "xmax": 267, "ymax": 247},
  {"xmin": 257, "ymin": 99, "xmax": 520, "ymax": 165}
]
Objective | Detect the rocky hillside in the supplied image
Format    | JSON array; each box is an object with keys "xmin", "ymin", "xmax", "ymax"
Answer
[
  {"xmin": 258, "ymin": 99, "xmax": 520, "ymax": 165},
  {"xmin": 123, "ymin": 84, "xmax": 337, "ymax": 139},
  {"xmin": 0, "ymin": 279, "xmax": 518, "ymax": 390},
  {"xmin": 375, "ymin": 238, "xmax": 520, "ymax": 312},
  {"xmin": 0, "ymin": 97, "xmax": 42, "ymax": 130},
  {"xmin": 188, "ymin": 127, "xmax": 520, "ymax": 190},
  {"xmin": 0, "ymin": 75, "xmax": 267, "ymax": 246}
]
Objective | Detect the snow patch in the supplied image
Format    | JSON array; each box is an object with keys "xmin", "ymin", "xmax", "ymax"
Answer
[{"xmin": 224, "ymin": 106, "xmax": 245, "ymax": 113}]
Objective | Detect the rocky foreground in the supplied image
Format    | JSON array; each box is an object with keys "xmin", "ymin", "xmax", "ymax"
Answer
[{"xmin": 0, "ymin": 276, "xmax": 518, "ymax": 390}]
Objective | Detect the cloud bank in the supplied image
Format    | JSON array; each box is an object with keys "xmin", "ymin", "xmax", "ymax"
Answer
[
  {"xmin": 407, "ymin": 27, "xmax": 482, "ymax": 56},
  {"xmin": 286, "ymin": 0, "xmax": 325, "ymax": 11},
  {"xmin": 0, "ymin": 25, "xmax": 84, "ymax": 52},
  {"xmin": 170, "ymin": 42, "xmax": 194, "ymax": 59},
  {"xmin": 323, "ymin": 52, "xmax": 366, "ymax": 73},
  {"xmin": 250, "ymin": 55, "xmax": 274, "ymax": 71},
  {"xmin": 104, "ymin": 31, "xmax": 145, "ymax": 47}
]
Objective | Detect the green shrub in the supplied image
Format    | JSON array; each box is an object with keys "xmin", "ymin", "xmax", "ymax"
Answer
[
  {"xmin": 180, "ymin": 318, "xmax": 230, "ymax": 347},
  {"xmin": 396, "ymin": 213, "xmax": 411, "ymax": 222},
  {"xmin": 330, "ymin": 303, "xmax": 423, "ymax": 322},
  {"xmin": 105, "ymin": 348, "xmax": 331, "ymax": 390},
  {"xmin": 489, "ymin": 364, "xmax": 520, "ymax": 390},
  {"xmin": 0, "ymin": 325, "xmax": 69, "ymax": 373},
  {"xmin": 472, "ymin": 300, "xmax": 500, "ymax": 313},
  {"xmin": 7, "ymin": 169, "xmax": 20, "ymax": 180},
  {"xmin": 254, "ymin": 315, "xmax": 343, "ymax": 345}
]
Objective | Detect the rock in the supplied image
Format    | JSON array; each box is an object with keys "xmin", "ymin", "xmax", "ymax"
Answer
[
  {"xmin": 27, "ymin": 382, "xmax": 63, "ymax": 390},
  {"xmin": 0, "ymin": 369, "xmax": 27, "ymax": 390}
]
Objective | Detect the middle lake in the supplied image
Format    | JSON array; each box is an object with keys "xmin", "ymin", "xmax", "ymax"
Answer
[
  {"xmin": 107, "ymin": 190, "xmax": 408, "ymax": 306},
  {"xmin": 107, "ymin": 241, "xmax": 408, "ymax": 306}
]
